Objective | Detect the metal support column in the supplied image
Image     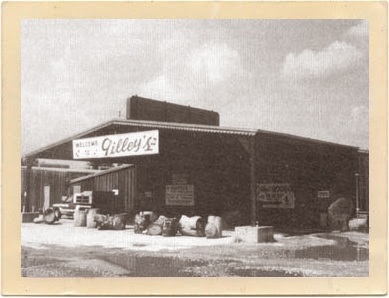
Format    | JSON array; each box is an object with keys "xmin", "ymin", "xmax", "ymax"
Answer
[
  {"xmin": 355, "ymin": 173, "xmax": 360, "ymax": 216},
  {"xmin": 249, "ymin": 136, "xmax": 257, "ymax": 226}
]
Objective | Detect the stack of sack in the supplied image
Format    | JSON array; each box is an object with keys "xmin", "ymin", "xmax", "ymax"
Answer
[
  {"xmin": 134, "ymin": 212, "xmax": 179, "ymax": 236},
  {"xmin": 94, "ymin": 213, "xmax": 126, "ymax": 230}
]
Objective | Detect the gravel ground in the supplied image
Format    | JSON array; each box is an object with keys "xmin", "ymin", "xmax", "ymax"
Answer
[{"xmin": 21, "ymin": 219, "xmax": 369, "ymax": 277}]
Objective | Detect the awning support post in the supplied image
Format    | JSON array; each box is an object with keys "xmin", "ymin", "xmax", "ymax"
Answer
[{"xmin": 23, "ymin": 158, "xmax": 35, "ymax": 213}]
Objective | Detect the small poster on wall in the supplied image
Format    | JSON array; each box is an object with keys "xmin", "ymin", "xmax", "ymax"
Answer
[
  {"xmin": 165, "ymin": 185, "xmax": 194, "ymax": 206},
  {"xmin": 256, "ymin": 183, "xmax": 295, "ymax": 209}
]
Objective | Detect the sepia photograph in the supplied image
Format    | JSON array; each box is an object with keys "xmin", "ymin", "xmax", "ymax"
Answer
[
  {"xmin": 2, "ymin": 1, "xmax": 387, "ymax": 295},
  {"xmin": 20, "ymin": 18, "xmax": 370, "ymax": 278}
]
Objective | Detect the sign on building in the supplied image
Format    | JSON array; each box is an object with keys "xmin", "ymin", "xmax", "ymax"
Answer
[
  {"xmin": 165, "ymin": 185, "xmax": 194, "ymax": 206},
  {"xmin": 317, "ymin": 190, "xmax": 330, "ymax": 198},
  {"xmin": 256, "ymin": 183, "xmax": 295, "ymax": 209},
  {"xmin": 73, "ymin": 130, "xmax": 159, "ymax": 159}
]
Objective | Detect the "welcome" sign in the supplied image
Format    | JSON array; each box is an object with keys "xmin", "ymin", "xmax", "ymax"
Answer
[{"xmin": 72, "ymin": 130, "xmax": 159, "ymax": 159}]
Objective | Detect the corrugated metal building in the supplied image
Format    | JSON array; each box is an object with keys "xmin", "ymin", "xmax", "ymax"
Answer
[
  {"xmin": 357, "ymin": 150, "xmax": 369, "ymax": 214},
  {"xmin": 22, "ymin": 118, "xmax": 366, "ymax": 228},
  {"xmin": 127, "ymin": 95, "xmax": 220, "ymax": 126},
  {"xmin": 21, "ymin": 166, "xmax": 99, "ymax": 212},
  {"xmin": 68, "ymin": 165, "xmax": 135, "ymax": 215}
]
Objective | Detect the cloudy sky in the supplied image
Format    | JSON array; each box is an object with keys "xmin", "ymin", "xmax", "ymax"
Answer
[{"xmin": 21, "ymin": 19, "xmax": 369, "ymax": 155}]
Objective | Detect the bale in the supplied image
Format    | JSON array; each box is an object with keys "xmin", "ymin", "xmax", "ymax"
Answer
[
  {"xmin": 162, "ymin": 217, "xmax": 179, "ymax": 237},
  {"xmin": 112, "ymin": 214, "xmax": 126, "ymax": 230},
  {"xmin": 98, "ymin": 213, "xmax": 126, "ymax": 230},
  {"xmin": 179, "ymin": 215, "xmax": 203, "ymax": 230},
  {"xmin": 53, "ymin": 207, "xmax": 62, "ymax": 221},
  {"xmin": 87, "ymin": 208, "xmax": 100, "ymax": 228},
  {"xmin": 43, "ymin": 208, "xmax": 57, "ymax": 224},
  {"xmin": 134, "ymin": 213, "xmax": 151, "ymax": 234},
  {"xmin": 147, "ymin": 224, "xmax": 163, "ymax": 236},
  {"xmin": 74, "ymin": 210, "xmax": 87, "ymax": 227},
  {"xmin": 94, "ymin": 214, "xmax": 108, "ymax": 228},
  {"xmin": 328, "ymin": 197, "xmax": 353, "ymax": 231},
  {"xmin": 205, "ymin": 215, "xmax": 223, "ymax": 238},
  {"xmin": 179, "ymin": 215, "xmax": 206, "ymax": 237},
  {"xmin": 153, "ymin": 215, "xmax": 167, "ymax": 226}
]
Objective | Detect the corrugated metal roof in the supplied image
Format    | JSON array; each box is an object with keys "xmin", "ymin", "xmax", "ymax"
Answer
[
  {"xmin": 22, "ymin": 119, "xmax": 257, "ymax": 159},
  {"xmin": 110, "ymin": 119, "xmax": 258, "ymax": 135},
  {"xmin": 69, "ymin": 164, "xmax": 133, "ymax": 184},
  {"xmin": 23, "ymin": 118, "xmax": 359, "ymax": 159},
  {"xmin": 21, "ymin": 166, "xmax": 101, "ymax": 174},
  {"xmin": 358, "ymin": 149, "xmax": 369, "ymax": 154}
]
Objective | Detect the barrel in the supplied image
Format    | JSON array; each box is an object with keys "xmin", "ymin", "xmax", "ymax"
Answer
[
  {"xmin": 74, "ymin": 210, "xmax": 87, "ymax": 227},
  {"xmin": 43, "ymin": 208, "xmax": 56, "ymax": 224},
  {"xmin": 162, "ymin": 217, "xmax": 179, "ymax": 237},
  {"xmin": 53, "ymin": 207, "xmax": 62, "ymax": 221},
  {"xmin": 205, "ymin": 215, "xmax": 223, "ymax": 238},
  {"xmin": 112, "ymin": 213, "xmax": 126, "ymax": 230},
  {"xmin": 154, "ymin": 215, "xmax": 166, "ymax": 226},
  {"xmin": 86, "ymin": 208, "xmax": 100, "ymax": 228},
  {"xmin": 179, "ymin": 215, "xmax": 206, "ymax": 237},
  {"xmin": 179, "ymin": 215, "xmax": 205, "ymax": 230}
]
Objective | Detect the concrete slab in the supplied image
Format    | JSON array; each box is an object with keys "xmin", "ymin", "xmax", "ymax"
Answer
[{"xmin": 234, "ymin": 226, "xmax": 275, "ymax": 243}]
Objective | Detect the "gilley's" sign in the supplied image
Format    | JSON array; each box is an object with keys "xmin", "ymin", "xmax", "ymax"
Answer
[{"xmin": 72, "ymin": 130, "xmax": 159, "ymax": 159}]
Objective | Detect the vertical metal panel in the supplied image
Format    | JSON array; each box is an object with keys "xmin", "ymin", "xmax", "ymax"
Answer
[
  {"xmin": 127, "ymin": 96, "xmax": 220, "ymax": 126},
  {"xmin": 70, "ymin": 166, "xmax": 135, "ymax": 214},
  {"xmin": 21, "ymin": 168, "xmax": 99, "ymax": 211},
  {"xmin": 358, "ymin": 151, "xmax": 369, "ymax": 212}
]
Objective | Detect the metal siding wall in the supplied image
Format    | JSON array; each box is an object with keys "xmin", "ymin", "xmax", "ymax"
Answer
[
  {"xmin": 358, "ymin": 152, "xmax": 369, "ymax": 212},
  {"xmin": 21, "ymin": 168, "xmax": 98, "ymax": 212},
  {"xmin": 127, "ymin": 96, "xmax": 219, "ymax": 125},
  {"xmin": 254, "ymin": 134, "xmax": 359, "ymax": 228},
  {"xmin": 72, "ymin": 167, "xmax": 135, "ymax": 214}
]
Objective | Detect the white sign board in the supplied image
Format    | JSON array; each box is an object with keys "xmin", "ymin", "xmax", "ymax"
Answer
[
  {"xmin": 318, "ymin": 190, "xmax": 330, "ymax": 198},
  {"xmin": 257, "ymin": 183, "xmax": 295, "ymax": 209},
  {"xmin": 73, "ymin": 130, "xmax": 159, "ymax": 159},
  {"xmin": 166, "ymin": 185, "xmax": 194, "ymax": 206}
]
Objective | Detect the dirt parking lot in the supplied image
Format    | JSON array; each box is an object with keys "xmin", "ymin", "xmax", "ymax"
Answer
[{"xmin": 22, "ymin": 219, "xmax": 369, "ymax": 277}]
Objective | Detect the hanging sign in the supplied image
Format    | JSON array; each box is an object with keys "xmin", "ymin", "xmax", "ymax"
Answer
[
  {"xmin": 256, "ymin": 183, "xmax": 295, "ymax": 209},
  {"xmin": 166, "ymin": 185, "xmax": 194, "ymax": 206},
  {"xmin": 73, "ymin": 130, "xmax": 159, "ymax": 159}
]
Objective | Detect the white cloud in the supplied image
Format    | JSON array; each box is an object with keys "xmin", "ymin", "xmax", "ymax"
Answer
[
  {"xmin": 138, "ymin": 42, "xmax": 242, "ymax": 104},
  {"xmin": 282, "ymin": 41, "xmax": 364, "ymax": 79},
  {"xmin": 188, "ymin": 43, "xmax": 241, "ymax": 84},
  {"xmin": 138, "ymin": 75, "xmax": 183, "ymax": 102},
  {"xmin": 350, "ymin": 105, "xmax": 369, "ymax": 128},
  {"xmin": 347, "ymin": 20, "xmax": 369, "ymax": 37},
  {"xmin": 347, "ymin": 105, "xmax": 369, "ymax": 149}
]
